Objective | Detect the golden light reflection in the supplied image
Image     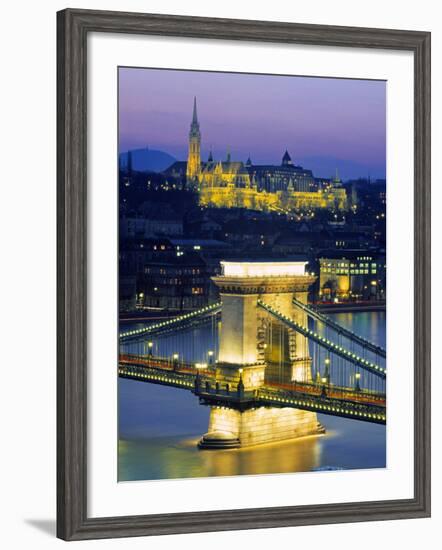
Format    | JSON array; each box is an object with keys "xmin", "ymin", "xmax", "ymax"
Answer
[
  {"xmin": 198, "ymin": 434, "xmax": 321, "ymax": 478},
  {"xmin": 118, "ymin": 432, "xmax": 325, "ymax": 482}
]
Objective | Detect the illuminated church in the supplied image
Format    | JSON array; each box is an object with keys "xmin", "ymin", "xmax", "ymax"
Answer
[{"xmin": 166, "ymin": 97, "xmax": 347, "ymax": 211}]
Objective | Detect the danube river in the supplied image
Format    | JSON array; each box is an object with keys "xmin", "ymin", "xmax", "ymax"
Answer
[{"xmin": 118, "ymin": 311, "xmax": 386, "ymax": 482}]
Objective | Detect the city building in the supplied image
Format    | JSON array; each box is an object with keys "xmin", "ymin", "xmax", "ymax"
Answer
[
  {"xmin": 248, "ymin": 150, "xmax": 313, "ymax": 192},
  {"xmin": 138, "ymin": 252, "xmax": 210, "ymax": 311},
  {"xmin": 318, "ymin": 252, "xmax": 386, "ymax": 302},
  {"xmin": 120, "ymin": 213, "xmax": 183, "ymax": 239},
  {"xmin": 119, "ymin": 274, "xmax": 137, "ymax": 312},
  {"xmin": 119, "ymin": 238, "xmax": 176, "ymax": 275}
]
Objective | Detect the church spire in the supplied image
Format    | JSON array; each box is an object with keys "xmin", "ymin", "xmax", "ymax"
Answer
[
  {"xmin": 333, "ymin": 167, "xmax": 341, "ymax": 185},
  {"xmin": 192, "ymin": 96, "xmax": 198, "ymax": 125},
  {"xmin": 187, "ymin": 96, "xmax": 201, "ymax": 182}
]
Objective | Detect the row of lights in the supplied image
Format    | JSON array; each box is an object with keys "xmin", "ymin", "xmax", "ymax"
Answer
[
  {"xmin": 119, "ymin": 302, "xmax": 222, "ymax": 340},
  {"xmin": 119, "ymin": 367, "xmax": 194, "ymax": 388},
  {"xmin": 260, "ymin": 394, "xmax": 385, "ymax": 421},
  {"xmin": 258, "ymin": 300, "xmax": 386, "ymax": 376}
]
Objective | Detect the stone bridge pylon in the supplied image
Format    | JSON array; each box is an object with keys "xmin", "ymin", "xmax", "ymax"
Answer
[{"xmin": 198, "ymin": 261, "xmax": 324, "ymax": 449}]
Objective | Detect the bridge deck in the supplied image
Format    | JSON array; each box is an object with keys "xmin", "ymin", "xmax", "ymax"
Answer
[{"xmin": 118, "ymin": 355, "xmax": 386, "ymax": 425}]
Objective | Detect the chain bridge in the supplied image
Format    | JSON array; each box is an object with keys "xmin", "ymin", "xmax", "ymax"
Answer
[{"xmin": 119, "ymin": 261, "xmax": 386, "ymax": 449}]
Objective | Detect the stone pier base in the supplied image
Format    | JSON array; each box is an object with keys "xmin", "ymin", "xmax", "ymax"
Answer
[{"xmin": 198, "ymin": 406, "xmax": 324, "ymax": 449}]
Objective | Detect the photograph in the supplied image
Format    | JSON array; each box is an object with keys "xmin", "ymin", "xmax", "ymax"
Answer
[
  {"xmin": 117, "ymin": 67, "xmax": 387, "ymax": 482},
  {"xmin": 1, "ymin": 1, "xmax": 435, "ymax": 545}
]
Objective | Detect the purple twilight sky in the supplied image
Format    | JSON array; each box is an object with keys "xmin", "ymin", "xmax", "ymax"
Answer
[{"xmin": 118, "ymin": 67, "xmax": 386, "ymax": 180}]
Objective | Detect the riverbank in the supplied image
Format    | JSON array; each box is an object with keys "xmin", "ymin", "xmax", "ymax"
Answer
[
  {"xmin": 120, "ymin": 301, "xmax": 386, "ymax": 322},
  {"xmin": 120, "ymin": 310, "xmax": 183, "ymax": 323},
  {"xmin": 314, "ymin": 301, "xmax": 386, "ymax": 313}
]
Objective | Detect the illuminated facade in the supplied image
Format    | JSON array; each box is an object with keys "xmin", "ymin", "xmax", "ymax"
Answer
[
  {"xmin": 319, "ymin": 254, "xmax": 386, "ymax": 301},
  {"xmin": 184, "ymin": 98, "xmax": 347, "ymax": 211}
]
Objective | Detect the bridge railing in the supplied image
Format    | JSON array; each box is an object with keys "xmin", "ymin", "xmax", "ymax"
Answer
[
  {"xmin": 258, "ymin": 386, "xmax": 386, "ymax": 424},
  {"xmin": 264, "ymin": 379, "xmax": 386, "ymax": 406},
  {"xmin": 119, "ymin": 353, "xmax": 215, "ymax": 377}
]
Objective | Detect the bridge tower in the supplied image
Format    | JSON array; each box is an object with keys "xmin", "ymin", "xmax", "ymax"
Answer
[{"xmin": 198, "ymin": 261, "xmax": 324, "ymax": 449}]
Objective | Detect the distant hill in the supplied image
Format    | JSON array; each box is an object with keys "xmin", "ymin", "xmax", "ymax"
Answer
[
  {"xmin": 297, "ymin": 156, "xmax": 386, "ymax": 182},
  {"xmin": 119, "ymin": 148, "xmax": 176, "ymax": 173}
]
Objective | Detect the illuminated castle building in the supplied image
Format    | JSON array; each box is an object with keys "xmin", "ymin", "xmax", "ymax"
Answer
[{"xmin": 170, "ymin": 98, "xmax": 347, "ymax": 211}]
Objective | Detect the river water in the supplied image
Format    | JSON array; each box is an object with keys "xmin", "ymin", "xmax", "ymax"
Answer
[{"xmin": 118, "ymin": 311, "xmax": 386, "ymax": 481}]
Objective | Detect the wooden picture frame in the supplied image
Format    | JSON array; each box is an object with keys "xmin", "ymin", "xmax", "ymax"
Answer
[{"xmin": 57, "ymin": 8, "xmax": 431, "ymax": 541}]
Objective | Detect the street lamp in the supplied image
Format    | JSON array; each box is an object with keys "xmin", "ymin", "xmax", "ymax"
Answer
[
  {"xmin": 324, "ymin": 357, "xmax": 331, "ymax": 384},
  {"xmin": 355, "ymin": 372, "xmax": 361, "ymax": 392},
  {"xmin": 208, "ymin": 350, "xmax": 214, "ymax": 365},
  {"xmin": 237, "ymin": 368, "xmax": 244, "ymax": 398},
  {"xmin": 147, "ymin": 341, "xmax": 153, "ymax": 356}
]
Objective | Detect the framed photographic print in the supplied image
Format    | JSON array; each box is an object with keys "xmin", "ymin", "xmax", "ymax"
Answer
[{"xmin": 57, "ymin": 8, "xmax": 431, "ymax": 541}]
